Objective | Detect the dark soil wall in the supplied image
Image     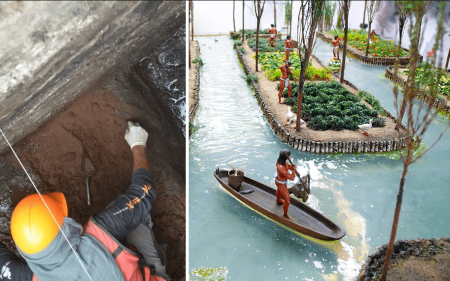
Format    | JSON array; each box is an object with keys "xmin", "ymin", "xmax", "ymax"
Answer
[{"xmin": 0, "ymin": 2, "xmax": 185, "ymax": 280}]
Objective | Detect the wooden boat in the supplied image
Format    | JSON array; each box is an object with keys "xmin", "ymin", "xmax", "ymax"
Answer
[{"xmin": 213, "ymin": 168, "xmax": 346, "ymax": 241}]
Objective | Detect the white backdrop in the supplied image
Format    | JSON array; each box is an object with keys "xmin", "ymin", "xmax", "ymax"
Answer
[{"xmin": 192, "ymin": 1, "xmax": 450, "ymax": 67}]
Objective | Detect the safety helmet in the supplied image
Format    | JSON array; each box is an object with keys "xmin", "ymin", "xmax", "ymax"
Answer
[{"xmin": 11, "ymin": 193, "xmax": 68, "ymax": 254}]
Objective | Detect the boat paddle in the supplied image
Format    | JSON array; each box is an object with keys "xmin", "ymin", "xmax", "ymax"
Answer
[{"xmin": 285, "ymin": 153, "xmax": 300, "ymax": 178}]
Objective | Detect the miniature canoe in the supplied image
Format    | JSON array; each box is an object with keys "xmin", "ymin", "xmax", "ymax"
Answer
[{"xmin": 213, "ymin": 168, "xmax": 346, "ymax": 241}]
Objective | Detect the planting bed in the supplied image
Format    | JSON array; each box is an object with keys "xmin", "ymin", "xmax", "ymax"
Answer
[
  {"xmin": 0, "ymin": 2, "xmax": 185, "ymax": 280},
  {"xmin": 317, "ymin": 31, "xmax": 420, "ymax": 66},
  {"xmin": 239, "ymin": 40, "xmax": 406, "ymax": 151}
]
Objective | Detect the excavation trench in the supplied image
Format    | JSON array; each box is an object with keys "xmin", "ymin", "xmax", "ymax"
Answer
[{"xmin": 0, "ymin": 2, "xmax": 185, "ymax": 280}]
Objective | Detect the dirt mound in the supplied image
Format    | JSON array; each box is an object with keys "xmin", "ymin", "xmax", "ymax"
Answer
[{"xmin": 358, "ymin": 237, "xmax": 450, "ymax": 281}]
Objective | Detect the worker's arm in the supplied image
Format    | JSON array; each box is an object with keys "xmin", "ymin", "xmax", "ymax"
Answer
[
  {"xmin": 0, "ymin": 242, "xmax": 34, "ymax": 281},
  {"xmin": 93, "ymin": 122, "xmax": 156, "ymax": 242}
]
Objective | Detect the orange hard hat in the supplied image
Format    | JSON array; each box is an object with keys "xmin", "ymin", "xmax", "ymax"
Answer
[{"xmin": 11, "ymin": 192, "xmax": 68, "ymax": 254}]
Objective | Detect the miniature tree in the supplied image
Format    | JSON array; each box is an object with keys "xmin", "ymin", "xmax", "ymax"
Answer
[
  {"xmin": 394, "ymin": 0, "xmax": 409, "ymax": 56},
  {"xmin": 362, "ymin": 0, "xmax": 367, "ymax": 29},
  {"xmin": 254, "ymin": 0, "xmax": 266, "ymax": 72},
  {"xmin": 339, "ymin": 0, "xmax": 351, "ymax": 84},
  {"xmin": 395, "ymin": 1, "xmax": 431, "ymax": 130},
  {"xmin": 364, "ymin": 0, "xmax": 380, "ymax": 57},
  {"xmin": 233, "ymin": 0, "xmax": 236, "ymax": 32},
  {"xmin": 295, "ymin": 0, "xmax": 325, "ymax": 131},
  {"xmin": 380, "ymin": 2, "xmax": 449, "ymax": 280},
  {"xmin": 190, "ymin": 0, "xmax": 194, "ymax": 42},
  {"xmin": 273, "ymin": 0, "xmax": 277, "ymax": 30},
  {"xmin": 242, "ymin": 1, "xmax": 245, "ymax": 42},
  {"xmin": 284, "ymin": 1, "xmax": 291, "ymax": 35},
  {"xmin": 323, "ymin": 2, "xmax": 336, "ymax": 31}
]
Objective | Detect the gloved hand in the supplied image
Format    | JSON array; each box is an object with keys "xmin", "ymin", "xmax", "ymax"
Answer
[{"xmin": 125, "ymin": 121, "xmax": 148, "ymax": 149}]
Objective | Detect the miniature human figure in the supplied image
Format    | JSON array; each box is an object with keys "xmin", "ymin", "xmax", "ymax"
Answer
[
  {"xmin": 332, "ymin": 35, "xmax": 344, "ymax": 60},
  {"xmin": 278, "ymin": 60, "xmax": 297, "ymax": 104},
  {"xmin": 283, "ymin": 35, "xmax": 293, "ymax": 62},
  {"xmin": 275, "ymin": 149, "xmax": 296, "ymax": 220},
  {"xmin": 0, "ymin": 121, "xmax": 169, "ymax": 281},
  {"xmin": 267, "ymin": 24, "xmax": 277, "ymax": 47}
]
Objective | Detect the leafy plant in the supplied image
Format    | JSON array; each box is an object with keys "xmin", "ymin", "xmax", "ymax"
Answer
[
  {"xmin": 239, "ymin": 47, "xmax": 246, "ymax": 54},
  {"xmin": 245, "ymin": 74, "xmax": 259, "ymax": 83},
  {"xmin": 230, "ymin": 32, "xmax": 240, "ymax": 40},
  {"xmin": 285, "ymin": 81, "xmax": 384, "ymax": 131},
  {"xmin": 358, "ymin": 90, "xmax": 387, "ymax": 116},
  {"xmin": 190, "ymin": 266, "xmax": 228, "ymax": 281},
  {"xmin": 248, "ymin": 38, "xmax": 285, "ymax": 52},
  {"xmin": 192, "ymin": 57, "xmax": 204, "ymax": 66},
  {"xmin": 233, "ymin": 40, "xmax": 243, "ymax": 47}
]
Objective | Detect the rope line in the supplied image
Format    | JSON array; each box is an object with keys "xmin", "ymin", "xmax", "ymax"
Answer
[{"xmin": 0, "ymin": 127, "xmax": 93, "ymax": 281}]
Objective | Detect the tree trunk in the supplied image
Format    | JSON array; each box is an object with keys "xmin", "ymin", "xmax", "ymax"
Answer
[
  {"xmin": 396, "ymin": 18, "xmax": 422, "ymax": 131},
  {"xmin": 274, "ymin": 0, "xmax": 276, "ymax": 28},
  {"xmin": 289, "ymin": 0, "xmax": 293, "ymax": 36},
  {"xmin": 365, "ymin": 21, "xmax": 371, "ymax": 57},
  {"xmin": 190, "ymin": 1, "xmax": 194, "ymax": 41},
  {"xmin": 362, "ymin": 0, "xmax": 367, "ymax": 29},
  {"xmin": 256, "ymin": 19, "xmax": 260, "ymax": 72},
  {"xmin": 242, "ymin": 1, "xmax": 245, "ymax": 42},
  {"xmin": 233, "ymin": 0, "xmax": 236, "ymax": 32},
  {"xmin": 380, "ymin": 164, "xmax": 409, "ymax": 281},
  {"xmin": 340, "ymin": 0, "xmax": 348, "ymax": 83},
  {"xmin": 446, "ymin": 46, "xmax": 450, "ymax": 70}
]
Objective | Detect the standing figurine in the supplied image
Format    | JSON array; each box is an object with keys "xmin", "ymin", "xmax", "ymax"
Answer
[
  {"xmin": 283, "ymin": 35, "xmax": 293, "ymax": 62},
  {"xmin": 267, "ymin": 24, "xmax": 277, "ymax": 47},
  {"xmin": 277, "ymin": 61, "xmax": 297, "ymax": 104},
  {"xmin": 332, "ymin": 35, "xmax": 344, "ymax": 60},
  {"xmin": 275, "ymin": 149, "xmax": 296, "ymax": 220}
]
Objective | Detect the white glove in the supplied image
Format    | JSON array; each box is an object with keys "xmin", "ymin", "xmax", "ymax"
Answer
[{"xmin": 125, "ymin": 121, "xmax": 148, "ymax": 149}]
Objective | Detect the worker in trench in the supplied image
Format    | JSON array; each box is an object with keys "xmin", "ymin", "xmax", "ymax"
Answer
[{"xmin": 0, "ymin": 121, "xmax": 170, "ymax": 281}]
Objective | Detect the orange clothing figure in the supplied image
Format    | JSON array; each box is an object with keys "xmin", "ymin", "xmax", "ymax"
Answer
[
  {"xmin": 275, "ymin": 149, "xmax": 296, "ymax": 220},
  {"xmin": 267, "ymin": 24, "xmax": 277, "ymax": 47},
  {"xmin": 277, "ymin": 61, "xmax": 297, "ymax": 104},
  {"xmin": 283, "ymin": 35, "xmax": 293, "ymax": 62}
]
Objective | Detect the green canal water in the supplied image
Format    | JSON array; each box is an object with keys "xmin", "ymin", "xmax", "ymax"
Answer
[{"xmin": 189, "ymin": 37, "xmax": 450, "ymax": 280}]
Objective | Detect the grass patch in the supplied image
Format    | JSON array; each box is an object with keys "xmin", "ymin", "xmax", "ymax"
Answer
[
  {"xmin": 238, "ymin": 46, "xmax": 246, "ymax": 54},
  {"xmin": 245, "ymin": 74, "xmax": 259, "ymax": 83},
  {"xmin": 192, "ymin": 57, "xmax": 204, "ymax": 66}
]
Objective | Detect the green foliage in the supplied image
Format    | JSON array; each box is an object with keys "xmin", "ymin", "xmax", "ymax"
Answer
[
  {"xmin": 358, "ymin": 90, "xmax": 387, "ymax": 116},
  {"xmin": 245, "ymin": 74, "xmax": 259, "ymax": 83},
  {"xmin": 286, "ymin": 81, "xmax": 384, "ymax": 131},
  {"xmin": 411, "ymin": 63, "xmax": 450, "ymax": 97},
  {"xmin": 230, "ymin": 32, "xmax": 240, "ymax": 40},
  {"xmin": 285, "ymin": 1, "xmax": 291, "ymax": 25},
  {"xmin": 189, "ymin": 121, "xmax": 199, "ymax": 135},
  {"xmin": 233, "ymin": 40, "xmax": 243, "ymax": 47},
  {"xmin": 237, "ymin": 29, "xmax": 270, "ymax": 38},
  {"xmin": 190, "ymin": 266, "xmax": 228, "ymax": 281},
  {"xmin": 324, "ymin": 2, "xmax": 336, "ymax": 30},
  {"xmin": 238, "ymin": 47, "xmax": 246, "ymax": 54},
  {"xmin": 248, "ymin": 38, "xmax": 285, "ymax": 52},
  {"xmin": 255, "ymin": 52, "xmax": 331, "ymax": 82},
  {"xmin": 336, "ymin": 13, "xmax": 343, "ymax": 30},
  {"xmin": 329, "ymin": 29, "xmax": 407, "ymax": 57},
  {"xmin": 192, "ymin": 57, "xmax": 204, "ymax": 65}
]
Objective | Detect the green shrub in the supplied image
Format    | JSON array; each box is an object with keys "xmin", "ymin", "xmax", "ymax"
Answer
[
  {"xmin": 285, "ymin": 81, "xmax": 385, "ymax": 131},
  {"xmin": 233, "ymin": 40, "xmax": 243, "ymax": 47},
  {"xmin": 358, "ymin": 90, "xmax": 387, "ymax": 116},
  {"xmin": 239, "ymin": 47, "xmax": 246, "ymax": 54},
  {"xmin": 248, "ymin": 38, "xmax": 285, "ymax": 52},
  {"xmin": 230, "ymin": 32, "xmax": 240, "ymax": 40},
  {"xmin": 245, "ymin": 74, "xmax": 259, "ymax": 83},
  {"xmin": 192, "ymin": 57, "xmax": 204, "ymax": 65}
]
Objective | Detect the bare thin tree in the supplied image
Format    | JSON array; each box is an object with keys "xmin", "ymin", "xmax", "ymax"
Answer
[
  {"xmin": 254, "ymin": 0, "xmax": 266, "ymax": 72},
  {"xmin": 362, "ymin": 0, "xmax": 367, "ymax": 29},
  {"xmin": 233, "ymin": 0, "xmax": 236, "ymax": 32},
  {"xmin": 380, "ymin": 2, "xmax": 448, "ymax": 280},
  {"xmin": 289, "ymin": 0, "xmax": 293, "ymax": 36},
  {"xmin": 394, "ymin": 1, "xmax": 409, "ymax": 54},
  {"xmin": 364, "ymin": 0, "xmax": 380, "ymax": 57},
  {"xmin": 295, "ymin": 0, "xmax": 325, "ymax": 130},
  {"xmin": 395, "ymin": 1, "xmax": 431, "ymax": 131},
  {"xmin": 273, "ymin": 0, "xmax": 276, "ymax": 29},
  {"xmin": 190, "ymin": 0, "xmax": 194, "ymax": 41},
  {"xmin": 242, "ymin": 0, "xmax": 245, "ymax": 42},
  {"xmin": 339, "ymin": 0, "xmax": 351, "ymax": 83}
]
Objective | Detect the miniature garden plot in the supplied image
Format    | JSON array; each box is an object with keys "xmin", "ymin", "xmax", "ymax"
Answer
[
  {"xmin": 248, "ymin": 38, "xmax": 285, "ymax": 52},
  {"xmin": 403, "ymin": 64, "xmax": 450, "ymax": 102},
  {"xmin": 255, "ymin": 52, "xmax": 331, "ymax": 81},
  {"xmin": 329, "ymin": 29, "xmax": 407, "ymax": 58},
  {"xmin": 283, "ymin": 81, "xmax": 385, "ymax": 131}
]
